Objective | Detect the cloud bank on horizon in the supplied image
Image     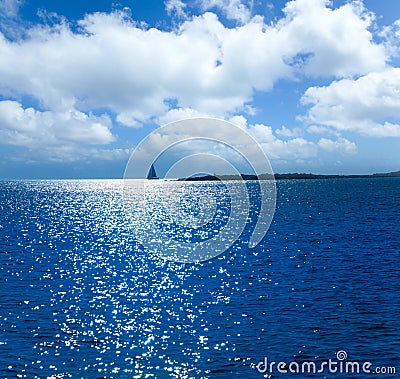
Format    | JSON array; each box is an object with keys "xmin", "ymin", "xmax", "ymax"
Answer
[{"xmin": 0, "ymin": 0, "xmax": 399, "ymax": 177}]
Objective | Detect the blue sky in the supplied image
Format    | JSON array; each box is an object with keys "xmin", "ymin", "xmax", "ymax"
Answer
[{"xmin": 0, "ymin": 0, "xmax": 399, "ymax": 178}]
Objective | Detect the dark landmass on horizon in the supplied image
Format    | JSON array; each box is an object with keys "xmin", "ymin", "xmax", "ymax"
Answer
[{"xmin": 179, "ymin": 170, "xmax": 400, "ymax": 181}]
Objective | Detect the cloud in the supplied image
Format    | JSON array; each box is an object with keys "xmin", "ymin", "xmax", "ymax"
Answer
[
  {"xmin": 0, "ymin": 0, "xmax": 25, "ymax": 38},
  {"xmin": 127, "ymin": 118, "xmax": 343, "ymax": 180},
  {"xmin": 145, "ymin": 118, "xmax": 355, "ymax": 163},
  {"xmin": 157, "ymin": 107, "xmax": 212, "ymax": 125},
  {"xmin": 248, "ymin": 123, "xmax": 318, "ymax": 159},
  {"xmin": 318, "ymin": 137, "xmax": 357, "ymax": 155},
  {"xmin": 275, "ymin": 125, "xmax": 303, "ymax": 137},
  {"xmin": 0, "ymin": 0, "xmax": 387, "ymax": 125},
  {"xmin": 227, "ymin": 114, "xmax": 247, "ymax": 129},
  {"xmin": 46, "ymin": 146, "xmax": 131, "ymax": 163},
  {"xmin": 6, "ymin": 145, "xmax": 131, "ymax": 163},
  {"xmin": 307, "ymin": 124, "xmax": 338, "ymax": 135},
  {"xmin": 301, "ymin": 68, "xmax": 400, "ymax": 137},
  {"xmin": 165, "ymin": 0, "xmax": 187, "ymax": 18},
  {"xmin": 379, "ymin": 19, "xmax": 400, "ymax": 59},
  {"xmin": 279, "ymin": 0, "xmax": 386, "ymax": 78},
  {"xmin": 130, "ymin": 118, "xmax": 321, "ymax": 166},
  {"xmin": 0, "ymin": 0, "xmax": 23, "ymax": 18},
  {"xmin": 198, "ymin": 0, "xmax": 253, "ymax": 24},
  {"xmin": 0, "ymin": 100, "xmax": 114, "ymax": 148},
  {"xmin": 248, "ymin": 123, "xmax": 357, "ymax": 160},
  {"xmin": 0, "ymin": 0, "xmax": 395, "ymax": 168}
]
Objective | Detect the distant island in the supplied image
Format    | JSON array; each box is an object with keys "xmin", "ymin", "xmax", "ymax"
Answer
[{"xmin": 179, "ymin": 170, "xmax": 400, "ymax": 181}]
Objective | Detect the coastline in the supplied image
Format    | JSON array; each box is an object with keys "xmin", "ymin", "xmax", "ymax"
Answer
[{"xmin": 179, "ymin": 170, "xmax": 400, "ymax": 181}]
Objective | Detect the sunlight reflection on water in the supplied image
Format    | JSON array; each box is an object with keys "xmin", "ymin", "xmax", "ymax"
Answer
[{"xmin": 0, "ymin": 179, "xmax": 399, "ymax": 378}]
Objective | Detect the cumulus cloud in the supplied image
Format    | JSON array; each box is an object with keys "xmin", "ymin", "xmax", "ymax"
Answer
[
  {"xmin": 248, "ymin": 123, "xmax": 318, "ymax": 159},
  {"xmin": 306, "ymin": 124, "xmax": 338, "ymax": 135},
  {"xmin": 247, "ymin": 123, "xmax": 357, "ymax": 160},
  {"xmin": 301, "ymin": 68, "xmax": 400, "ymax": 137},
  {"xmin": 379, "ymin": 19, "xmax": 400, "ymax": 58},
  {"xmin": 318, "ymin": 137, "xmax": 357, "ymax": 155},
  {"xmin": 0, "ymin": 100, "xmax": 114, "ymax": 148},
  {"xmin": 0, "ymin": 0, "xmax": 387, "ymax": 126},
  {"xmin": 157, "ymin": 107, "xmax": 212, "ymax": 125},
  {"xmin": 198, "ymin": 0, "xmax": 253, "ymax": 24},
  {"xmin": 279, "ymin": 0, "xmax": 386, "ymax": 78},
  {"xmin": 275, "ymin": 125, "xmax": 303, "ymax": 137},
  {"xmin": 0, "ymin": 0, "xmax": 396, "ymax": 167},
  {"xmin": 145, "ymin": 118, "xmax": 354, "ymax": 163}
]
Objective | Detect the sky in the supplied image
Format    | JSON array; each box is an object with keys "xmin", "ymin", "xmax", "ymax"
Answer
[{"xmin": 0, "ymin": 0, "xmax": 400, "ymax": 178}]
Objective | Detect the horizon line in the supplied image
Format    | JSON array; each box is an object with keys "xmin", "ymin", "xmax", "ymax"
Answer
[{"xmin": 1, "ymin": 169, "xmax": 399, "ymax": 181}]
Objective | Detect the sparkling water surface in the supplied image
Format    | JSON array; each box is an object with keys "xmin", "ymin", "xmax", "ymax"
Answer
[{"xmin": 0, "ymin": 179, "xmax": 399, "ymax": 378}]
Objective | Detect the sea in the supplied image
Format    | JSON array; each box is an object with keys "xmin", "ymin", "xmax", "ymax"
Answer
[{"xmin": 0, "ymin": 178, "xmax": 399, "ymax": 379}]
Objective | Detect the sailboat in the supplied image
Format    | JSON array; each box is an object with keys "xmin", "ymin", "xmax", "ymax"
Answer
[{"xmin": 147, "ymin": 164, "xmax": 159, "ymax": 179}]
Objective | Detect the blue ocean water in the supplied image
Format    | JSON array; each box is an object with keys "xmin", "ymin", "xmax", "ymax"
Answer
[{"xmin": 0, "ymin": 178, "xmax": 399, "ymax": 378}]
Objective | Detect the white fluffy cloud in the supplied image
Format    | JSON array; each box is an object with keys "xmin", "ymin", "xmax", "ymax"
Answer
[
  {"xmin": 279, "ymin": 0, "xmax": 386, "ymax": 77},
  {"xmin": 247, "ymin": 123, "xmax": 357, "ymax": 160},
  {"xmin": 249, "ymin": 123, "xmax": 317, "ymax": 159},
  {"xmin": 157, "ymin": 107, "xmax": 212, "ymax": 125},
  {"xmin": 302, "ymin": 68, "xmax": 400, "ymax": 137},
  {"xmin": 318, "ymin": 137, "xmax": 357, "ymax": 154},
  {"xmin": 129, "ymin": 118, "xmax": 355, "ymax": 177},
  {"xmin": 379, "ymin": 19, "xmax": 400, "ymax": 58},
  {"xmin": 275, "ymin": 125, "xmax": 302, "ymax": 137},
  {"xmin": 0, "ymin": 0, "xmax": 387, "ymax": 126},
  {"xmin": 0, "ymin": 0, "xmax": 397, "ymax": 167},
  {"xmin": 198, "ymin": 0, "xmax": 253, "ymax": 24},
  {"xmin": 0, "ymin": 100, "xmax": 114, "ymax": 147}
]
